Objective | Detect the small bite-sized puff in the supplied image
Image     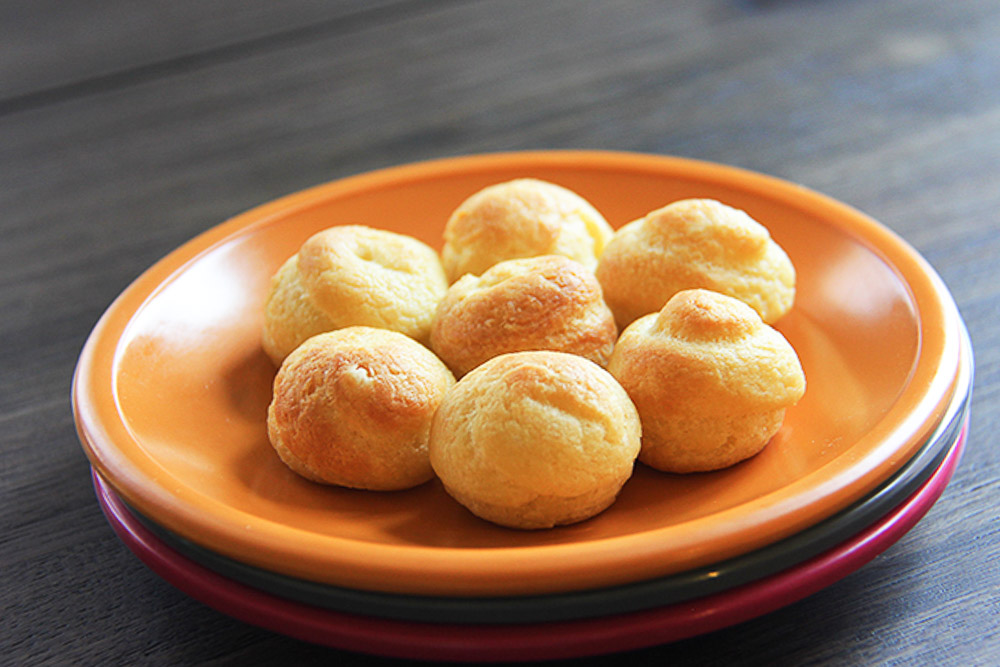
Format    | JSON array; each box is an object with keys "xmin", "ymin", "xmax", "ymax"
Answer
[
  {"xmin": 430, "ymin": 255, "xmax": 618, "ymax": 377},
  {"xmin": 267, "ymin": 327, "xmax": 456, "ymax": 491},
  {"xmin": 429, "ymin": 351, "xmax": 641, "ymax": 529},
  {"xmin": 261, "ymin": 225, "xmax": 448, "ymax": 364},
  {"xmin": 608, "ymin": 289, "xmax": 805, "ymax": 474},
  {"xmin": 595, "ymin": 199, "xmax": 795, "ymax": 329},
  {"xmin": 441, "ymin": 178, "xmax": 614, "ymax": 282}
]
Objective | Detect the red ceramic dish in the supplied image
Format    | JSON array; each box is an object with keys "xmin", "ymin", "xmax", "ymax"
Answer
[
  {"xmin": 73, "ymin": 151, "xmax": 964, "ymax": 596},
  {"xmin": 94, "ymin": 425, "xmax": 966, "ymax": 662}
]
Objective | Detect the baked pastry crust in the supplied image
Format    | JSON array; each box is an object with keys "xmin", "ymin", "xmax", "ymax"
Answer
[
  {"xmin": 429, "ymin": 351, "xmax": 641, "ymax": 529},
  {"xmin": 261, "ymin": 255, "xmax": 339, "ymax": 366},
  {"xmin": 608, "ymin": 289, "xmax": 805, "ymax": 473},
  {"xmin": 261, "ymin": 225, "xmax": 448, "ymax": 364},
  {"xmin": 441, "ymin": 178, "xmax": 613, "ymax": 282},
  {"xmin": 430, "ymin": 255, "xmax": 618, "ymax": 376},
  {"xmin": 595, "ymin": 198, "xmax": 795, "ymax": 329},
  {"xmin": 267, "ymin": 327, "xmax": 456, "ymax": 490}
]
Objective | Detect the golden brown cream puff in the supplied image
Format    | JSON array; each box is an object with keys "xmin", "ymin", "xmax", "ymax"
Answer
[
  {"xmin": 430, "ymin": 255, "xmax": 618, "ymax": 376},
  {"xmin": 608, "ymin": 289, "xmax": 805, "ymax": 473},
  {"xmin": 267, "ymin": 326, "xmax": 456, "ymax": 490}
]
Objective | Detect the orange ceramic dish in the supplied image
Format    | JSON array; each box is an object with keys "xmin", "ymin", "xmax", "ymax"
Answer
[{"xmin": 73, "ymin": 151, "xmax": 963, "ymax": 597}]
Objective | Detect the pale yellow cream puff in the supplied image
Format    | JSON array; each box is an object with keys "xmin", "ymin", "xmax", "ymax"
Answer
[
  {"xmin": 441, "ymin": 178, "xmax": 613, "ymax": 282},
  {"xmin": 261, "ymin": 225, "xmax": 448, "ymax": 364},
  {"xmin": 595, "ymin": 198, "xmax": 795, "ymax": 329},
  {"xmin": 429, "ymin": 351, "xmax": 641, "ymax": 529}
]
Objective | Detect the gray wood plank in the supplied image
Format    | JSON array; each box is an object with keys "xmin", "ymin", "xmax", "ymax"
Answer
[{"xmin": 0, "ymin": 0, "xmax": 410, "ymax": 105}]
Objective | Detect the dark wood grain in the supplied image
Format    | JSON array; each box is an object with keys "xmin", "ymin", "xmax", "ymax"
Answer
[
  {"xmin": 3, "ymin": 0, "xmax": 998, "ymax": 664},
  {"xmin": 0, "ymin": 1, "xmax": 411, "ymax": 107}
]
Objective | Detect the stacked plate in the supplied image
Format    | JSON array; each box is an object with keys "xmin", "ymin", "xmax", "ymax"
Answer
[{"xmin": 73, "ymin": 152, "xmax": 973, "ymax": 662}]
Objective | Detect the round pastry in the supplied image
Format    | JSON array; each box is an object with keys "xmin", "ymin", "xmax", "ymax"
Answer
[
  {"xmin": 429, "ymin": 351, "xmax": 641, "ymax": 529},
  {"xmin": 261, "ymin": 225, "xmax": 448, "ymax": 364},
  {"xmin": 595, "ymin": 198, "xmax": 796, "ymax": 329},
  {"xmin": 608, "ymin": 289, "xmax": 806, "ymax": 474},
  {"xmin": 267, "ymin": 327, "xmax": 456, "ymax": 491},
  {"xmin": 441, "ymin": 178, "xmax": 614, "ymax": 282},
  {"xmin": 430, "ymin": 255, "xmax": 618, "ymax": 377}
]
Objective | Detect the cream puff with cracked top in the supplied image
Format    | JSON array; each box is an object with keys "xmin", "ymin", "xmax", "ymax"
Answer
[{"xmin": 430, "ymin": 255, "xmax": 618, "ymax": 377}]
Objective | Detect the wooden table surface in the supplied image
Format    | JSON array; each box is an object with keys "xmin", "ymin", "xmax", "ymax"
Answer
[{"xmin": 4, "ymin": 1, "xmax": 998, "ymax": 664}]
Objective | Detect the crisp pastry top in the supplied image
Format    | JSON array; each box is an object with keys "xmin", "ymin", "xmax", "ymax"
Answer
[
  {"xmin": 430, "ymin": 255, "xmax": 618, "ymax": 376},
  {"xmin": 610, "ymin": 289, "xmax": 805, "ymax": 414},
  {"xmin": 595, "ymin": 198, "xmax": 795, "ymax": 328},
  {"xmin": 440, "ymin": 178, "xmax": 613, "ymax": 282}
]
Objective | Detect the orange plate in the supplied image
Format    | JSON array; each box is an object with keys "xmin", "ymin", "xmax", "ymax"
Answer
[{"xmin": 73, "ymin": 151, "xmax": 962, "ymax": 597}]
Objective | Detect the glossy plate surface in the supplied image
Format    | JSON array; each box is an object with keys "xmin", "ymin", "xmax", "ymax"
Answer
[
  {"xmin": 73, "ymin": 151, "xmax": 963, "ymax": 596},
  {"xmin": 94, "ymin": 426, "xmax": 967, "ymax": 662}
]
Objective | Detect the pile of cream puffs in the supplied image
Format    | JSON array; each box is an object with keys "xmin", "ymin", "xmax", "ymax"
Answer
[{"xmin": 263, "ymin": 178, "xmax": 805, "ymax": 529}]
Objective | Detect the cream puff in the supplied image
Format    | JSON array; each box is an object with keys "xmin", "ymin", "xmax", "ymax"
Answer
[
  {"xmin": 595, "ymin": 198, "xmax": 795, "ymax": 329},
  {"xmin": 441, "ymin": 178, "xmax": 613, "ymax": 282},
  {"xmin": 429, "ymin": 351, "xmax": 641, "ymax": 529},
  {"xmin": 608, "ymin": 289, "xmax": 805, "ymax": 473},
  {"xmin": 261, "ymin": 225, "xmax": 448, "ymax": 364},
  {"xmin": 430, "ymin": 255, "xmax": 618, "ymax": 376},
  {"xmin": 267, "ymin": 327, "xmax": 456, "ymax": 490}
]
